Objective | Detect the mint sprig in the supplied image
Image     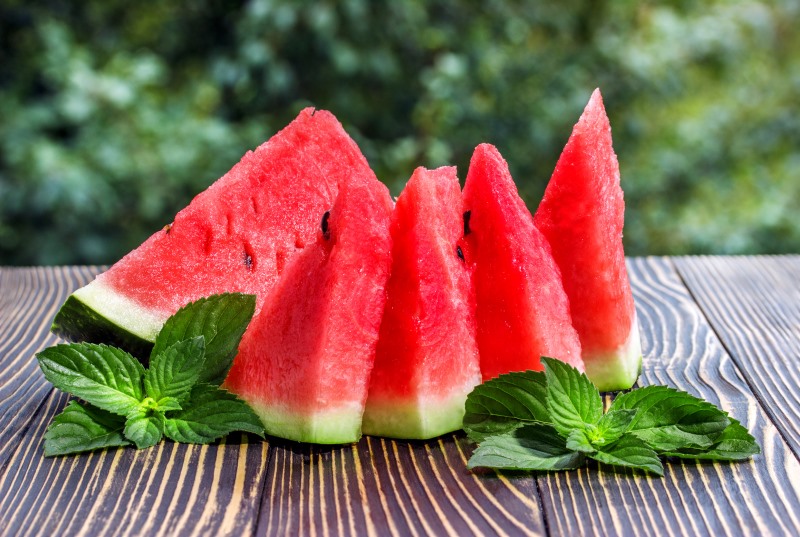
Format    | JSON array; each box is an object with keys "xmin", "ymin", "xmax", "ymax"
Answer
[
  {"xmin": 164, "ymin": 383, "xmax": 268, "ymax": 443},
  {"xmin": 591, "ymin": 434, "xmax": 664, "ymax": 476},
  {"xmin": 38, "ymin": 293, "xmax": 265, "ymax": 457},
  {"xmin": 467, "ymin": 424, "xmax": 585, "ymax": 471},
  {"xmin": 462, "ymin": 370, "xmax": 549, "ymax": 442},
  {"xmin": 152, "ymin": 293, "xmax": 256, "ymax": 385},
  {"xmin": 145, "ymin": 336, "xmax": 206, "ymax": 404},
  {"xmin": 38, "ymin": 343, "xmax": 146, "ymax": 416},
  {"xmin": 609, "ymin": 385, "xmax": 730, "ymax": 451},
  {"xmin": 463, "ymin": 359, "xmax": 760, "ymax": 476},
  {"xmin": 542, "ymin": 356, "xmax": 603, "ymax": 437},
  {"xmin": 43, "ymin": 401, "xmax": 130, "ymax": 456}
]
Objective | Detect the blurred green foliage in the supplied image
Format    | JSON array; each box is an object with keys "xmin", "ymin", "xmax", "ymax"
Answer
[{"xmin": 1, "ymin": 0, "xmax": 799, "ymax": 264}]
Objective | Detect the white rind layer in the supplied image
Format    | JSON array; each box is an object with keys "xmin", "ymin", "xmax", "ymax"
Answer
[
  {"xmin": 247, "ymin": 400, "xmax": 364, "ymax": 444},
  {"xmin": 361, "ymin": 379, "xmax": 478, "ymax": 439},
  {"xmin": 72, "ymin": 280, "xmax": 167, "ymax": 342},
  {"xmin": 583, "ymin": 312, "xmax": 643, "ymax": 391}
]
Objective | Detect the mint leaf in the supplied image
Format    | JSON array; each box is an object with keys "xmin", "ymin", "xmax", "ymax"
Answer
[
  {"xmin": 37, "ymin": 343, "xmax": 145, "ymax": 416},
  {"xmin": 592, "ymin": 409, "xmax": 638, "ymax": 446},
  {"xmin": 38, "ymin": 293, "xmax": 263, "ymax": 455},
  {"xmin": 542, "ymin": 357, "xmax": 603, "ymax": 437},
  {"xmin": 124, "ymin": 409, "xmax": 164, "ymax": 449},
  {"xmin": 154, "ymin": 397, "xmax": 182, "ymax": 412},
  {"xmin": 463, "ymin": 371, "xmax": 550, "ymax": 442},
  {"xmin": 664, "ymin": 418, "xmax": 760, "ymax": 461},
  {"xmin": 566, "ymin": 410, "xmax": 636, "ymax": 453},
  {"xmin": 145, "ymin": 336, "xmax": 206, "ymax": 404},
  {"xmin": 566, "ymin": 429, "xmax": 596, "ymax": 454},
  {"xmin": 460, "ymin": 358, "xmax": 759, "ymax": 478},
  {"xmin": 152, "ymin": 294, "xmax": 256, "ymax": 385},
  {"xmin": 590, "ymin": 434, "xmax": 664, "ymax": 476},
  {"xmin": 163, "ymin": 384, "xmax": 265, "ymax": 443},
  {"xmin": 609, "ymin": 386, "xmax": 730, "ymax": 452},
  {"xmin": 44, "ymin": 401, "xmax": 130, "ymax": 457},
  {"xmin": 467, "ymin": 424, "xmax": 585, "ymax": 471}
]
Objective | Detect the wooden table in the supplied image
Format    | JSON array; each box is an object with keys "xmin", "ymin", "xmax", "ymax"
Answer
[{"xmin": 1, "ymin": 257, "xmax": 799, "ymax": 536}]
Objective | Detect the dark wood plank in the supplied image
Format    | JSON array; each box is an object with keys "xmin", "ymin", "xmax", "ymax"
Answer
[
  {"xmin": 3, "ymin": 261, "xmax": 800, "ymax": 536},
  {"xmin": 0, "ymin": 267, "xmax": 271, "ymax": 537},
  {"xmin": 0, "ymin": 390, "xmax": 269, "ymax": 537},
  {"xmin": 675, "ymin": 255, "xmax": 800, "ymax": 458},
  {"xmin": 0, "ymin": 266, "xmax": 100, "ymax": 469},
  {"xmin": 258, "ymin": 435, "xmax": 544, "ymax": 536},
  {"xmin": 535, "ymin": 257, "xmax": 800, "ymax": 536}
]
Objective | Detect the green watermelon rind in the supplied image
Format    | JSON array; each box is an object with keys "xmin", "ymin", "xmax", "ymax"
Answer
[
  {"xmin": 248, "ymin": 401, "xmax": 364, "ymax": 444},
  {"xmin": 584, "ymin": 314, "xmax": 643, "ymax": 392},
  {"xmin": 362, "ymin": 386, "xmax": 476, "ymax": 440},
  {"xmin": 51, "ymin": 281, "xmax": 165, "ymax": 361}
]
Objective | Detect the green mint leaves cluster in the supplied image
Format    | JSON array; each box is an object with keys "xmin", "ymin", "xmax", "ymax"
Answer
[
  {"xmin": 463, "ymin": 358, "xmax": 760, "ymax": 476},
  {"xmin": 37, "ymin": 294, "xmax": 265, "ymax": 457}
]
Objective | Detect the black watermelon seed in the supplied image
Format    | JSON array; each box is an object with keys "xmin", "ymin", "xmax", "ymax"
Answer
[
  {"xmin": 244, "ymin": 253, "xmax": 253, "ymax": 270},
  {"xmin": 457, "ymin": 245, "xmax": 465, "ymax": 261},
  {"xmin": 321, "ymin": 210, "xmax": 331, "ymax": 240},
  {"xmin": 463, "ymin": 211, "xmax": 472, "ymax": 236}
]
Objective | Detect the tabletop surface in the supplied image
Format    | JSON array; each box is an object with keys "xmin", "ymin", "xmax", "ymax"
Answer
[{"xmin": 0, "ymin": 256, "xmax": 799, "ymax": 536}]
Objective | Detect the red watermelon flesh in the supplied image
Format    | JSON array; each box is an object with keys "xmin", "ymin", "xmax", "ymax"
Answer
[
  {"xmin": 534, "ymin": 89, "xmax": 641, "ymax": 391},
  {"xmin": 362, "ymin": 166, "xmax": 480, "ymax": 439},
  {"xmin": 463, "ymin": 143, "xmax": 583, "ymax": 380},
  {"xmin": 85, "ymin": 108, "xmax": 352, "ymax": 321},
  {"xmin": 52, "ymin": 108, "xmax": 394, "ymax": 443},
  {"xmin": 224, "ymin": 177, "xmax": 393, "ymax": 443}
]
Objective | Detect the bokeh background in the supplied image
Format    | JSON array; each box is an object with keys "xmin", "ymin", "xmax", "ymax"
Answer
[{"xmin": 1, "ymin": 0, "xmax": 799, "ymax": 265}]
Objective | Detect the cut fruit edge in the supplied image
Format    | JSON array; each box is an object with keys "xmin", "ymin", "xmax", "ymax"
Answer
[
  {"xmin": 362, "ymin": 381, "xmax": 478, "ymax": 440},
  {"xmin": 246, "ymin": 399, "xmax": 364, "ymax": 444},
  {"xmin": 51, "ymin": 280, "xmax": 166, "ymax": 359},
  {"xmin": 583, "ymin": 312, "xmax": 643, "ymax": 391}
]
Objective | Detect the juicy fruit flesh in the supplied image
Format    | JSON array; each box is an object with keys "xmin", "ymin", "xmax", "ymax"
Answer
[
  {"xmin": 463, "ymin": 144, "xmax": 583, "ymax": 380},
  {"xmin": 223, "ymin": 176, "xmax": 394, "ymax": 443},
  {"xmin": 91, "ymin": 108, "xmax": 359, "ymax": 319},
  {"xmin": 534, "ymin": 89, "xmax": 641, "ymax": 390},
  {"xmin": 52, "ymin": 95, "xmax": 641, "ymax": 442},
  {"xmin": 54, "ymin": 108, "xmax": 392, "ymax": 444},
  {"xmin": 363, "ymin": 166, "xmax": 480, "ymax": 439}
]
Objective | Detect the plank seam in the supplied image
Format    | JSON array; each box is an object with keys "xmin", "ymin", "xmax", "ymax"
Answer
[
  {"xmin": 671, "ymin": 257, "xmax": 800, "ymax": 466},
  {"xmin": 534, "ymin": 477, "xmax": 552, "ymax": 537}
]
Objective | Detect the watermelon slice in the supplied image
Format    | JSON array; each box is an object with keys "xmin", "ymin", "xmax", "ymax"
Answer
[
  {"xmin": 463, "ymin": 144, "xmax": 583, "ymax": 380},
  {"xmin": 52, "ymin": 108, "xmax": 394, "ymax": 443},
  {"xmin": 534, "ymin": 89, "xmax": 642, "ymax": 391},
  {"xmin": 225, "ymin": 177, "xmax": 393, "ymax": 443},
  {"xmin": 362, "ymin": 166, "xmax": 481, "ymax": 439}
]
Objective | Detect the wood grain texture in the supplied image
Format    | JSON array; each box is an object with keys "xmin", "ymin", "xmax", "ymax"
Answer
[
  {"xmin": 535, "ymin": 257, "xmax": 800, "ymax": 537},
  {"xmin": 258, "ymin": 434, "xmax": 543, "ymax": 537},
  {"xmin": 0, "ymin": 266, "xmax": 100, "ymax": 469},
  {"xmin": 0, "ymin": 391, "xmax": 269, "ymax": 536},
  {"xmin": 1, "ymin": 260, "xmax": 799, "ymax": 537},
  {"xmin": 0, "ymin": 267, "xmax": 271, "ymax": 536},
  {"xmin": 675, "ymin": 255, "xmax": 800, "ymax": 458}
]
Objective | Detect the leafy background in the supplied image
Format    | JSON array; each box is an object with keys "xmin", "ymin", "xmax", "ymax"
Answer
[{"xmin": 1, "ymin": 0, "xmax": 799, "ymax": 265}]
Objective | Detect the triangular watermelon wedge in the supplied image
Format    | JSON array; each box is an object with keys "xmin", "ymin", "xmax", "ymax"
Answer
[
  {"xmin": 225, "ymin": 177, "xmax": 393, "ymax": 443},
  {"xmin": 362, "ymin": 166, "xmax": 481, "ymax": 439},
  {"xmin": 534, "ymin": 89, "xmax": 642, "ymax": 391},
  {"xmin": 52, "ymin": 108, "xmax": 394, "ymax": 443},
  {"xmin": 463, "ymin": 144, "xmax": 583, "ymax": 380}
]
